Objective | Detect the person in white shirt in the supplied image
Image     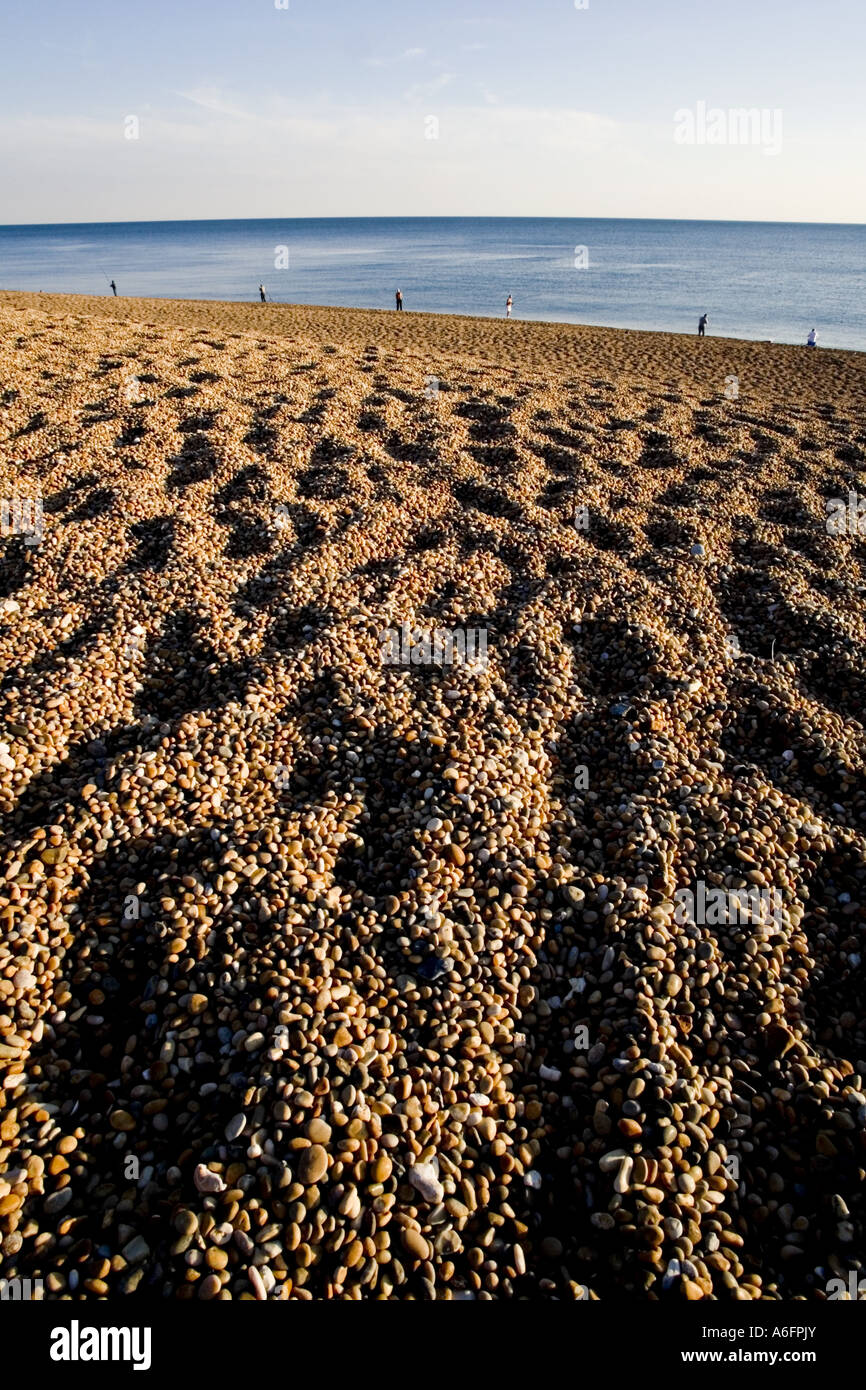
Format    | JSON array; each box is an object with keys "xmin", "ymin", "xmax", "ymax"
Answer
[{"xmin": 807, "ymin": 328, "xmax": 818, "ymax": 347}]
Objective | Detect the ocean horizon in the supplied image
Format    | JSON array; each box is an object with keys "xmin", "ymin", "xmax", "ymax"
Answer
[{"xmin": 2, "ymin": 215, "xmax": 865, "ymax": 351}]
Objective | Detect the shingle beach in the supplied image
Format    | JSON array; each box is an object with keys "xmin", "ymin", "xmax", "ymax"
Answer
[{"xmin": 1, "ymin": 292, "xmax": 865, "ymax": 1301}]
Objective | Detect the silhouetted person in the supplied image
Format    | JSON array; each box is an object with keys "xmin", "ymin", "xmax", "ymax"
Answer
[
  {"xmin": 698, "ymin": 313, "xmax": 708, "ymax": 336},
  {"xmin": 396, "ymin": 289, "xmax": 403, "ymax": 311},
  {"xmin": 259, "ymin": 284, "xmax": 267, "ymax": 303},
  {"xmin": 109, "ymin": 280, "xmax": 117, "ymax": 296}
]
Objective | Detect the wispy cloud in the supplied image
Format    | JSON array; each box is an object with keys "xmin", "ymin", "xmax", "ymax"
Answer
[
  {"xmin": 177, "ymin": 87, "xmax": 255, "ymax": 120},
  {"xmin": 402, "ymin": 71, "xmax": 456, "ymax": 103},
  {"xmin": 364, "ymin": 46, "xmax": 426, "ymax": 68}
]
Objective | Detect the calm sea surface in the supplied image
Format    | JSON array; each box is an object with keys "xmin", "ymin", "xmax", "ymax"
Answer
[{"xmin": 1, "ymin": 217, "xmax": 864, "ymax": 350}]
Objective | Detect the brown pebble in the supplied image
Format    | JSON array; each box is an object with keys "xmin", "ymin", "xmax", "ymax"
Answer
[
  {"xmin": 109, "ymin": 1110, "xmax": 136, "ymax": 1132},
  {"xmin": 299, "ymin": 1145, "xmax": 328, "ymax": 1185},
  {"xmin": 401, "ymin": 1228, "xmax": 431, "ymax": 1261}
]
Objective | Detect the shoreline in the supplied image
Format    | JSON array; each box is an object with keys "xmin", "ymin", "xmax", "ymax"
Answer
[
  {"xmin": 4, "ymin": 286, "xmax": 865, "ymax": 352},
  {"xmin": 2, "ymin": 290, "xmax": 864, "ymax": 408}
]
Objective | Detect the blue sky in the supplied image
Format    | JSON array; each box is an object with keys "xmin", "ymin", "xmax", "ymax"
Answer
[{"xmin": 1, "ymin": 0, "xmax": 864, "ymax": 223}]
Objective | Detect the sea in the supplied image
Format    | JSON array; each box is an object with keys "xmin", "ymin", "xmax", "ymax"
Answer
[{"xmin": 1, "ymin": 217, "xmax": 864, "ymax": 351}]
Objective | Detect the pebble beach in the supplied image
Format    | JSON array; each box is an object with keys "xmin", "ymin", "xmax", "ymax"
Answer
[{"xmin": 1, "ymin": 291, "xmax": 865, "ymax": 1302}]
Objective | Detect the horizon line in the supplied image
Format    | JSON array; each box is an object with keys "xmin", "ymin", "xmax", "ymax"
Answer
[{"xmin": 2, "ymin": 214, "xmax": 865, "ymax": 230}]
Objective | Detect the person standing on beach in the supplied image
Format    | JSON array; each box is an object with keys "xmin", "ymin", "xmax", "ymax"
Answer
[
  {"xmin": 698, "ymin": 313, "xmax": 708, "ymax": 336},
  {"xmin": 259, "ymin": 284, "xmax": 267, "ymax": 303},
  {"xmin": 807, "ymin": 327, "xmax": 818, "ymax": 347},
  {"xmin": 396, "ymin": 289, "xmax": 403, "ymax": 311},
  {"xmin": 506, "ymin": 295, "xmax": 513, "ymax": 318},
  {"xmin": 109, "ymin": 280, "xmax": 117, "ymax": 296}
]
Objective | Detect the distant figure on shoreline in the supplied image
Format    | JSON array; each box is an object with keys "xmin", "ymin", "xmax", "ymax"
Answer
[
  {"xmin": 698, "ymin": 313, "xmax": 708, "ymax": 337},
  {"xmin": 506, "ymin": 295, "xmax": 513, "ymax": 318},
  {"xmin": 395, "ymin": 289, "xmax": 403, "ymax": 311},
  {"xmin": 807, "ymin": 327, "xmax": 818, "ymax": 347},
  {"xmin": 259, "ymin": 284, "xmax": 267, "ymax": 303},
  {"xmin": 109, "ymin": 280, "xmax": 117, "ymax": 296}
]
